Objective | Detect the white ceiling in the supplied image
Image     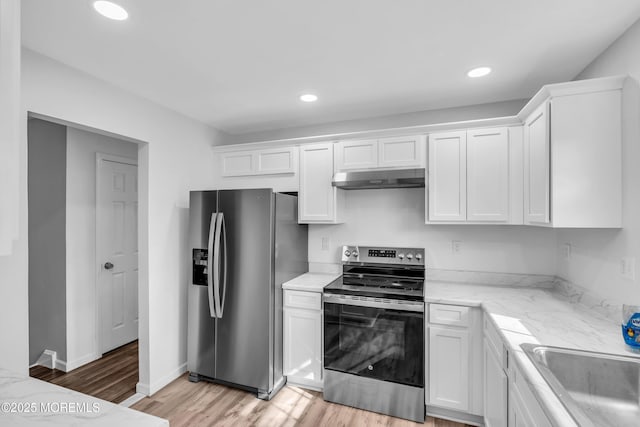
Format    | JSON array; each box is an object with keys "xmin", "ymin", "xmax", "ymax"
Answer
[{"xmin": 21, "ymin": 1, "xmax": 640, "ymax": 135}]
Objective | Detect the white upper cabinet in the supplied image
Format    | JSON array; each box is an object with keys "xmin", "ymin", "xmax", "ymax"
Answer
[
  {"xmin": 523, "ymin": 102, "xmax": 550, "ymax": 225},
  {"xmin": 427, "ymin": 127, "xmax": 522, "ymax": 224},
  {"xmin": 520, "ymin": 76, "xmax": 623, "ymax": 228},
  {"xmin": 378, "ymin": 135, "xmax": 425, "ymax": 168},
  {"xmin": 467, "ymin": 128, "xmax": 510, "ymax": 222},
  {"xmin": 335, "ymin": 135, "xmax": 425, "ymax": 171},
  {"xmin": 298, "ymin": 142, "xmax": 345, "ymax": 224},
  {"xmin": 212, "ymin": 146, "xmax": 299, "ymax": 192},
  {"xmin": 220, "ymin": 146, "xmax": 297, "ymax": 177},
  {"xmin": 335, "ymin": 139, "xmax": 378, "ymax": 170},
  {"xmin": 428, "ymin": 131, "xmax": 467, "ymax": 222}
]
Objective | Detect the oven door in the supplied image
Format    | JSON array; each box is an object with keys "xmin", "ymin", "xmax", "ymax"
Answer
[{"xmin": 323, "ymin": 294, "xmax": 424, "ymax": 388}]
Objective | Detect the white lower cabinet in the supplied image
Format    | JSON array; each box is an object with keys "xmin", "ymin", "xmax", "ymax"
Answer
[
  {"xmin": 428, "ymin": 326, "xmax": 470, "ymax": 411},
  {"xmin": 484, "ymin": 317, "xmax": 552, "ymax": 427},
  {"xmin": 427, "ymin": 304, "xmax": 483, "ymax": 424},
  {"xmin": 484, "ymin": 338, "xmax": 508, "ymax": 427},
  {"xmin": 509, "ymin": 361, "xmax": 552, "ymax": 427},
  {"xmin": 283, "ymin": 290, "xmax": 323, "ymax": 390}
]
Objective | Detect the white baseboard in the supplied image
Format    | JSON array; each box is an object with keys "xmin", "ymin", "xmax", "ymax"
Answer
[
  {"xmin": 34, "ymin": 349, "xmax": 57, "ymax": 370},
  {"xmin": 62, "ymin": 352, "xmax": 100, "ymax": 372},
  {"xmin": 136, "ymin": 382, "xmax": 150, "ymax": 395},
  {"xmin": 137, "ymin": 363, "xmax": 187, "ymax": 396},
  {"xmin": 55, "ymin": 359, "xmax": 67, "ymax": 372},
  {"xmin": 119, "ymin": 393, "xmax": 146, "ymax": 408}
]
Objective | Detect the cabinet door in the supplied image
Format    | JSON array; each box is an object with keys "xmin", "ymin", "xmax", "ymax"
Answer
[
  {"xmin": 335, "ymin": 139, "xmax": 378, "ymax": 170},
  {"xmin": 299, "ymin": 143, "xmax": 341, "ymax": 223},
  {"xmin": 256, "ymin": 147, "xmax": 296, "ymax": 174},
  {"xmin": 220, "ymin": 151, "xmax": 254, "ymax": 177},
  {"xmin": 523, "ymin": 102, "xmax": 550, "ymax": 225},
  {"xmin": 484, "ymin": 340, "xmax": 508, "ymax": 427},
  {"xmin": 467, "ymin": 128, "xmax": 509, "ymax": 222},
  {"xmin": 428, "ymin": 131, "xmax": 467, "ymax": 221},
  {"xmin": 283, "ymin": 307, "xmax": 322, "ymax": 382},
  {"xmin": 378, "ymin": 135, "xmax": 425, "ymax": 168},
  {"xmin": 428, "ymin": 326, "xmax": 469, "ymax": 411},
  {"xmin": 220, "ymin": 147, "xmax": 297, "ymax": 177},
  {"xmin": 510, "ymin": 364, "xmax": 553, "ymax": 427}
]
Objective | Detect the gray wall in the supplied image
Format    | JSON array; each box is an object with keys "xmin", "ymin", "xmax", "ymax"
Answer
[{"xmin": 28, "ymin": 118, "xmax": 67, "ymax": 365}]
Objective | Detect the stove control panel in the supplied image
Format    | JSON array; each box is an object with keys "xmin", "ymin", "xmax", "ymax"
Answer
[{"xmin": 341, "ymin": 245, "xmax": 425, "ymax": 265}]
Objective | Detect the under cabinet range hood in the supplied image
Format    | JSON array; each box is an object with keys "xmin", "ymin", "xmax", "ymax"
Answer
[{"xmin": 332, "ymin": 168, "xmax": 425, "ymax": 190}]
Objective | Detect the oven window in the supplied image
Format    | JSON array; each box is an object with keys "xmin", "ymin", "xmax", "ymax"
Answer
[{"xmin": 324, "ymin": 302, "xmax": 424, "ymax": 387}]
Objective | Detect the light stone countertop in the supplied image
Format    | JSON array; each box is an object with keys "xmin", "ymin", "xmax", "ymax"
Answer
[
  {"xmin": 282, "ymin": 272, "xmax": 341, "ymax": 292},
  {"xmin": 426, "ymin": 281, "xmax": 639, "ymax": 427},
  {"xmin": 0, "ymin": 368, "xmax": 168, "ymax": 427}
]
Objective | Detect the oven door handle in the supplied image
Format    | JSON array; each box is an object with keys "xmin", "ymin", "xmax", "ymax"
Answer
[{"xmin": 323, "ymin": 294, "xmax": 424, "ymax": 313}]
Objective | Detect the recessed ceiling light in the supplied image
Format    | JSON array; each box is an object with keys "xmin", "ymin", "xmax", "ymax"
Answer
[
  {"xmin": 300, "ymin": 94, "xmax": 318, "ymax": 103},
  {"xmin": 93, "ymin": 1, "xmax": 128, "ymax": 21},
  {"xmin": 467, "ymin": 67, "xmax": 492, "ymax": 78}
]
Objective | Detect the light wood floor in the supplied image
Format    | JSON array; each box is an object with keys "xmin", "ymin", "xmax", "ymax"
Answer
[
  {"xmin": 132, "ymin": 374, "xmax": 471, "ymax": 427},
  {"xmin": 30, "ymin": 340, "xmax": 138, "ymax": 404}
]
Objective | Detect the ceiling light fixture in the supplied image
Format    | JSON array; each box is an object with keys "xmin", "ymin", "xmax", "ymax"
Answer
[
  {"xmin": 300, "ymin": 94, "xmax": 318, "ymax": 103},
  {"xmin": 93, "ymin": 1, "xmax": 129, "ymax": 21},
  {"xmin": 467, "ymin": 67, "xmax": 492, "ymax": 78}
]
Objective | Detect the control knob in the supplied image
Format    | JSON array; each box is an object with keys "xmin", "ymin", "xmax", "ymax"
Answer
[
  {"xmin": 398, "ymin": 253, "xmax": 405, "ymax": 260},
  {"xmin": 415, "ymin": 253, "xmax": 423, "ymax": 261},
  {"xmin": 406, "ymin": 253, "xmax": 413, "ymax": 260},
  {"xmin": 351, "ymin": 251, "xmax": 359, "ymax": 258},
  {"xmin": 344, "ymin": 249, "xmax": 351, "ymax": 257}
]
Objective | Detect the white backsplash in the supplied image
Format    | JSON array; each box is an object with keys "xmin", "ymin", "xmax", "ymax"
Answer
[
  {"xmin": 427, "ymin": 268, "xmax": 555, "ymax": 288},
  {"xmin": 308, "ymin": 188, "xmax": 557, "ymax": 276}
]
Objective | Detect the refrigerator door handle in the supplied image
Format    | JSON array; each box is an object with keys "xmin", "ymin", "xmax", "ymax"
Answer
[
  {"xmin": 218, "ymin": 213, "xmax": 227, "ymax": 317},
  {"xmin": 207, "ymin": 212, "xmax": 218, "ymax": 318},
  {"xmin": 213, "ymin": 212, "xmax": 224, "ymax": 318}
]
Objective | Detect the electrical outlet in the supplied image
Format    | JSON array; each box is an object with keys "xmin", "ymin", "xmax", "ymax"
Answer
[
  {"xmin": 452, "ymin": 240, "xmax": 462, "ymax": 254},
  {"xmin": 621, "ymin": 257, "xmax": 636, "ymax": 280},
  {"xmin": 563, "ymin": 243, "xmax": 571, "ymax": 260},
  {"xmin": 321, "ymin": 237, "xmax": 330, "ymax": 251}
]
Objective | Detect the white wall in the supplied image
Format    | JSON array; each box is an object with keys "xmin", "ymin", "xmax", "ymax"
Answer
[
  {"xmin": 0, "ymin": 0, "xmax": 20, "ymax": 254},
  {"xmin": 309, "ymin": 189, "xmax": 557, "ymax": 275},
  {"xmin": 226, "ymin": 99, "xmax": 526, "ymax": 145},
  {"xmin": 555, "ymin": 18, "xmax": 640, "ymax": 305},
  {"xmin": 0, "ymin": 0, "xmax": 28, "ymax": 374},
  {"xmin": 11, "ymin": 49, "xmax": 225, "ymax": 394},
  {"xmin": 65, "ymin": 127, "xmax": 138, "ymax": 369}
]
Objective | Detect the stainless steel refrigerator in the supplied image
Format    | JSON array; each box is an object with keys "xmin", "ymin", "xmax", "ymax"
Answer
[{"xmin": 187, "ymin": 189, "xmax": 308, "ymax": 400}]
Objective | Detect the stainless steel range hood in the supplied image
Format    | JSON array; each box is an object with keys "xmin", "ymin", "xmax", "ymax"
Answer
[{"xmin": 332, "ymin": 168, "xmax": 425, "ymax": 190}]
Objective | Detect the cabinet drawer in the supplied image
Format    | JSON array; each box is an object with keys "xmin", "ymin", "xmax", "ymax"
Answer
[
  {"xmin": 284, "ymin": 290, "xmax": 321, "ymax": 310},
  {"xmin": 429, "ymin": 304, "xmax": 469, "ymax": 327},
  {"xmin": 484, "ymin": 317, "xmax": 507, "ymax": 369}
]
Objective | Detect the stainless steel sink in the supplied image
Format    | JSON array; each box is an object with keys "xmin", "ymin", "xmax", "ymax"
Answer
[{"xmin": 521, "ymin": 343, "xmax": 640, "ymax": 427}]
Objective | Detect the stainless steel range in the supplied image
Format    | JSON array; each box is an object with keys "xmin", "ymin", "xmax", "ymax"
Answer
[{"xmin": 323, "ymin": 245, "xmax": 425, "ymax": 422}]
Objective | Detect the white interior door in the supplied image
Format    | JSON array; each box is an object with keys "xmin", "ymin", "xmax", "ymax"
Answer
[{"xmin": 97, "ymin": 156, "xmax": 138, "ymax": 354}]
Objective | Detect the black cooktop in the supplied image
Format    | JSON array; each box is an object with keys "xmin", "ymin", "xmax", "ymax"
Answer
[{"xmin": 324, "ymin": 265, "xmax": 425, "ymax": 302}]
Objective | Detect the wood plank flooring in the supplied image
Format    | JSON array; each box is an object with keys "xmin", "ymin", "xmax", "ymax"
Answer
[
  {"xmin": 132, "ymin": 374, "xmax": 472, "ymax": 427},
  {"xmin": 29, "ymin": 340, "xmax": 138, "ymax": 404}
]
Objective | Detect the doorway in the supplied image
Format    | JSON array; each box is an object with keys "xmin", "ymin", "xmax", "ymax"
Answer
[
  {"xmin": 27, "ymin": 117, "xmax": 142, "ymax": 404},
  {"xmin": 96, "ymin": 155, "xmax": 138, "ymax": 354}
]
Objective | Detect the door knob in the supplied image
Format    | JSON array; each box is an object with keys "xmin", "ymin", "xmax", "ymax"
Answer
[{"xmin": 104, "ymin": 262, "xmax": 114, "ymax": 270}]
